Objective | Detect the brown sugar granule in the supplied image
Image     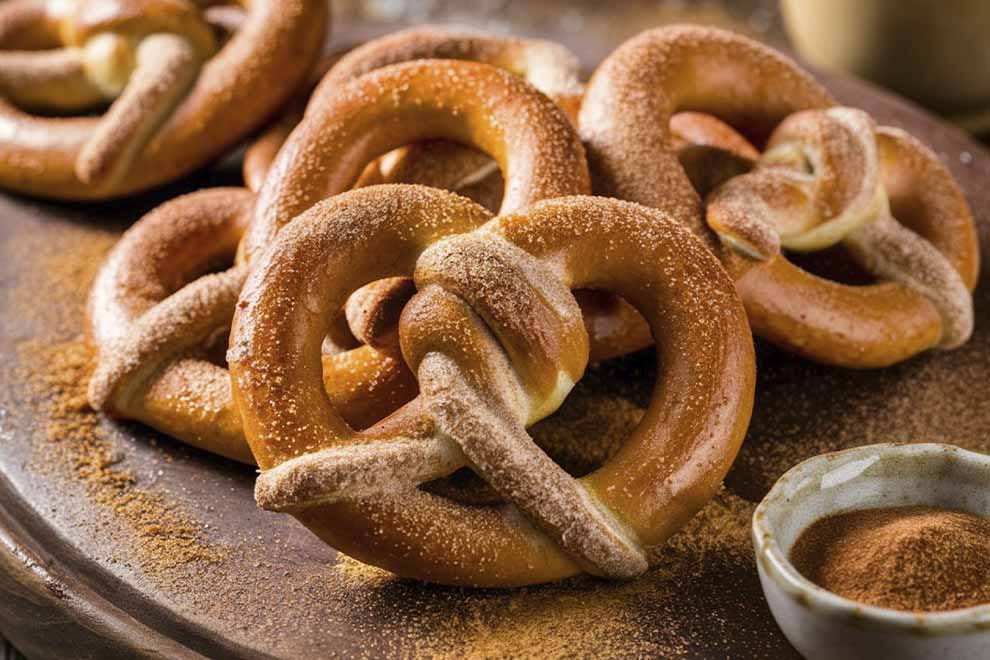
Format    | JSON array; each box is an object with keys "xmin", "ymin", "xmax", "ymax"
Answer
[{"xmin": 790, "ymin": 505, "xmax": 990, "ymax": 612}]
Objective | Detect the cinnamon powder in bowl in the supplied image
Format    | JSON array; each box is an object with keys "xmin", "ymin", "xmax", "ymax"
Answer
[
  {"xmin": 790, "ymin": 505, "xmax": 990, "ymax": 613},
  {"xmin": 753, "ymin": 443, "xmax": 990, "ymax": 660}
]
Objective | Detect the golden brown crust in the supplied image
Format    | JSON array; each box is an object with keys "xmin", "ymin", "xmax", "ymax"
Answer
[
  {"xmin": 86, "ymin": 188, "xmax": 425, "ymax": 463},
  {"xmin": 230, "ymin": 186, "xmax": 755, "ymax": 586},
  {"xmin": 242, "ymin": 50, "xmax": 343, "ymax": 193},
  {"xmin": 244, "ymin": 58, "xmax": 589, "ymax": 260},
  {"xmin": 0, "ymin": 0, "xmax": 328, "ymax": 200},
  {"xmin": 581, "ymin": 25, "xmax": 978, "ymax": 367}
]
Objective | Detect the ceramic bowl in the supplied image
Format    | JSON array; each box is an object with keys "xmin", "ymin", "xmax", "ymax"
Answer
[{"xmin": 753, "ymin": 443, "xmax": 990, "ymax": 660}]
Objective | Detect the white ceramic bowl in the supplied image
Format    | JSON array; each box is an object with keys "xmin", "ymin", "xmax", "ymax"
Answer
[{"xmin": 753, "ymin": 443, "xmax": 990, "ymax": 660}]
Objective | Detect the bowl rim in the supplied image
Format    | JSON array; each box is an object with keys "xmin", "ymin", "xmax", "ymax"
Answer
[{"xmin": 753, "ymin": 442, "xmax": 990, "ymax": 634}]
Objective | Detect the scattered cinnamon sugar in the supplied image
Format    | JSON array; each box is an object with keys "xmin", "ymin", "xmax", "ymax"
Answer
[
  {"xmin": 790, "ymin": 505, "xmax": 990, "ymax": 612},
  {"xmin": 308, "ymin": 487, "xmax": 786, "ymax": 659},
  {"xmin": 727, "ymin": 301, "xmax": 990, "ymax": 500},
  {"xmin": 17, "ymin": 337, "xmax": 226, "ymax": 572},
  {"xmin": 5, "ymin": 222, "xmax": 225, "ymax": 576}
]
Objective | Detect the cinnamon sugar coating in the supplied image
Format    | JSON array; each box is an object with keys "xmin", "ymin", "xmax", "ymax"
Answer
[
  {"xmin": 582, "ymin": 25, "xmax": 978, "ymax": 367},
  {"xmin": 230, "ymin": 186, "xmax": 754, "ymax": 586}
]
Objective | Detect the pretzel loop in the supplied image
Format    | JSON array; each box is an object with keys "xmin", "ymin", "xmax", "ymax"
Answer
[
  {"xmin": 243, "ymin": 58, "xmax": 590, "ymax": 261},
  {"xmin": 232, "ymin": 186, "xmax": 755, "ymax": 586},
  {"xmin": 707, "ymin": 107, "xmax": 974, "ymax": 350},
  {"xmin": 0, "ymin": 0, "xmax": 328, "ymax": 199},
  {"xmin": 87, "ymin": 188, "xmax": 422, "ymax": 463},
  {"xmin": 580, "ymin": 25, "xmax": 978, "ymax": 367}
]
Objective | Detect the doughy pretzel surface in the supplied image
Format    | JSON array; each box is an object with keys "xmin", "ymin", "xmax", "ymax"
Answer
[
  {"xmin": 581, "ymin": 25, "xmax": 978, "ymax": 367},
  {"xmin": 229, "ymin": 185, "xmax": 756, "ymax": 587},
  {"xmin": 0, "ymin": 0, "xmax": 327, "ymax": 200}
]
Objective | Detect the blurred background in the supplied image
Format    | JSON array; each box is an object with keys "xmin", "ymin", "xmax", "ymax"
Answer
[{"xmin": 335, "ymin": 0, "xmax": 990, "ymax": 135}]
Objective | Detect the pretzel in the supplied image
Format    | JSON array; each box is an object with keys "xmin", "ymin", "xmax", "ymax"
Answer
[
  {"xmin": 88, "ymin": 57, "xmax": 593, "ymax": 463},
  {"xmin": 313, "ymin": 25, "xmax": 583, "ymax": 208},
  {"xmin": 86, "ymin": 187, "xmax": 421, "ymax": 463},
  {"xmin": 580, "ymin": 25, "xmax": 978, "ymax": 367},
  {"xmin": 0, "ymin": 0, "xmax": 327, "ymax": 200},
  {"xmin": 708, "ymin": 109, "xmax": 976, "ymax": 364},
  {"xmin": 228, "ymin": 185, "xmax": 755, "ymax": 587},
  {"xmin": 243, "ymin": 26, "xmax": 584, "ymax": 212}
]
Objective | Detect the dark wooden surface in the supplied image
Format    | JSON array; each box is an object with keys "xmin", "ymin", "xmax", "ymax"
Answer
[{"xmin": 3, "ymin": 9, "xmax": 990, "ymax": 660}]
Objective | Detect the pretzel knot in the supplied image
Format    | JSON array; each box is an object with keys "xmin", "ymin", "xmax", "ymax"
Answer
[
  {"xmin": 707, "ymin": 107, "xmax": 974, "ymax": 351},
  {"xmin": 0, "ymin": 0, "xmax": 327, "ymax": 199},
  {"xmin": 230, "ymin": 186, "xmax": 755, "ymax": 587}
]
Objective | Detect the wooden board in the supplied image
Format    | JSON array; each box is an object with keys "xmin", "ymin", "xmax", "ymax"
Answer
[{"xmin": 2, "ymin": 20, "xmax": 990, "ymax": 660}]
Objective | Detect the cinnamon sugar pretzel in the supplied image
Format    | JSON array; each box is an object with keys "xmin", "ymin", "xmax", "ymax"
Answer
[
  {"xmin": 581, "ymin": 26, "xmax": 978, "ymax": 367},
  {"xmin": 229, "ymin": 185, "xmax": 755, "ymax": 587},
  {"xmin": 243, "ymin": 25, "xmax": 584, "ymax": 211},
  {"xmin": 86, "ymin": 188, "xmax": 423, "ymax": 463},
  {"xmin": 707, "ymin": 108, "xmax": 976, "ymax": 364},
  {"xmin": 87, "ymin": 57, "xmax": 597, "ymax": 463},
  {"xmin": 0, "ymin": 0, "xmax": 327, "ymax": 200}
]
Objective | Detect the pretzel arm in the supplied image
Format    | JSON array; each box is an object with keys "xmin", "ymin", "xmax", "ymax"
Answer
[
  {"xmin": 0, "ymin": 49, "xmax": 106, "ymax": 112},
  {"xmin": 255, "ymin": 436, "xmax": 463, "ymax": 510},
  {"xmin": 420, "ymin": 347, "xmax": 648, "ymax": 579},
  {"xmin": 844, "ymin": 210, "xmax": 974, "ymax": 349},
  {"xmin": 89, "ymin": 265, "xmax": 247, "ymax": 414},
  {"xmin": 706, "ymin": 170, "xmax": 812, "ymax": 260},
  {"xmin": 76, "ymin": 33, "xmax": 201, "ymax": 187}
]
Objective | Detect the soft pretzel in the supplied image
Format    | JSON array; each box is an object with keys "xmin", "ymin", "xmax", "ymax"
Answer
[
  {"xmin": 88, "ymin": 57, "xmax": 594, "ymax": 463},
  {"xmin": 228, "ymin": 185, "xmax": 755, "ymax": 587},
  {"xmin": 0, "ymin": 0, "xmax": 327, "ymax": 200},
  {"xmin": 86, "ymin": 188, "xmax": 422, "ymax": 463},
  {"xmin": 243, "ymin": 59, "xmax": 589, "ymax": 258},
  {"xmin": 244, "ymin": 26, "xmax": 584, "ymax": 214},
  {"xmin": 580, "ymin": 25, "xmax": 978, "ymax": 367},
  {"xmin": 309, "ymin": 25, "xmax": 583, "ymax": 208},
  {"xmin": 242, "ymin": 29, "xmax": 582, "ymax": 212},
  {"xmin": 707, "ymin": 109, "xmax": 976, "ymax": 364}
]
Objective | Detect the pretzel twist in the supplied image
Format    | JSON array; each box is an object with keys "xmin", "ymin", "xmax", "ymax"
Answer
[
  {"xmin": 229, "ymin": 185, "xmax": 755, "ymax": 587},
  {"xmin": 0, "ymin": 0, "xmax": 327, "ymax": 199},
  {"xmin": 580, "ymin": 25, "xmax": 978, "ymax": 367},
  {"xmin": 707, "ymin": 107, "xmax": 974, "ymax": 352},
  {"xmin": 87, "ymin": 57, "xmax": 594, "ymax": 463}
]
